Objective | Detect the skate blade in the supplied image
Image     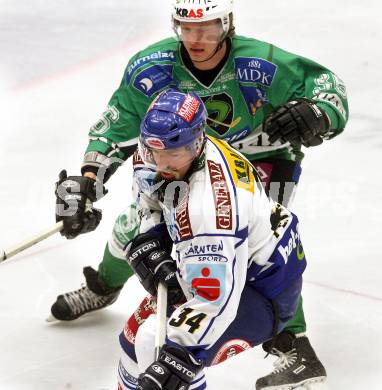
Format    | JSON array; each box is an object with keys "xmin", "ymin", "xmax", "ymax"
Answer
[
  {"xmin": 46, "ymin": 314, "xmax": 59, "ymax": 323},
  {"xmin": 300, "ymin": 377, "xmax": 327, "ymax": 390},
  {"xmin": 45, "ymin": 310, "xmax": 98, "ymax": 323},
  {"xmin": 259, "ymin": 376, "xmax": 327, "ymax": 390}
]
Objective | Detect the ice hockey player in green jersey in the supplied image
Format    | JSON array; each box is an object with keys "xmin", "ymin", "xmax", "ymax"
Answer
[{"xmin": 52, "ymin": 0, "xmax": 348, "ymax": 388}]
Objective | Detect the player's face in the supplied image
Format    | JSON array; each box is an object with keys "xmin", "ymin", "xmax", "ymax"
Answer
[
  {"xmin": 151, "ymin": 147, "xmax": 194, "ymax": 180},
  {"xmin": 179, "ymin": 20, "xmax": 224, "ymax": 62}
]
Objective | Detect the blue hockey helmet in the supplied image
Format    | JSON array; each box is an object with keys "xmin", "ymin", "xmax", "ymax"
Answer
[{"xmin": 139, "ymin": 89, "xmax": 207, "ymax": 171}]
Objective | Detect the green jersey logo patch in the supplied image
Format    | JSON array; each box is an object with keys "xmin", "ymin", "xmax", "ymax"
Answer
[{"xmin": 202, "ymin": 93, "xmax": 241, "ymax": 136}]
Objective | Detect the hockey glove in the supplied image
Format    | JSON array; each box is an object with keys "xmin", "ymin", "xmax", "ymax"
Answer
[
  {"xmin": 138, "ymin": 345, "xmax": 204, "ymax": 390},
  {"xmin": 263, "ymin": 98, "xmax": 331, "ymax": 147},
  {"xmin": 127, "ymin": 232, "xmax": 185, "ymax": 305},
  {"xmin": 55, "ymin": 170, "xmax": 107, "ymax": 239}
]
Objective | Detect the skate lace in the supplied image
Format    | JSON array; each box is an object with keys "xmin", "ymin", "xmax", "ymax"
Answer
[
  {"xmin": 271, "ymin": 348, "xmax": 298, "ymax": 373},
  {"xmin": 63, "ymin": 285, "xmax": 111, "ymax": 315}
]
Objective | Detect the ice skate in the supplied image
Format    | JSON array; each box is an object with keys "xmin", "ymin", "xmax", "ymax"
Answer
[
  {"xmin": 255, "ymin": 332, "xmax": 326, "ymax": 390},
  {"xmin": 48, "ymin": 266, "xmax": 121, "ymax": 321}
]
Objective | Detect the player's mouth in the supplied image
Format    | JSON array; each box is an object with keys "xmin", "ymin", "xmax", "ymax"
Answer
[
  {"xmin": 189, "ymin": 47, "xmax": 205, "ymax": 55},
  {"xmin": 159, "ymin": 171, "xmax": 177, "ymax": 180}
]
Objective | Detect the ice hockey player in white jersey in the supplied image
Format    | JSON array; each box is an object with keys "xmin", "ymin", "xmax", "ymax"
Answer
[
  {"xmin": 115, "ymin": 89, "xmax": 310, "ymax": 390},
  {"xmin": 51, "ymin": 0, "xmax": 347, "ymax": 386}
]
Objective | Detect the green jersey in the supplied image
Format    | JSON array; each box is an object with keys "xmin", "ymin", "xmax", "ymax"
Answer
[{"xmin": 83, "ymin": 35, "xmax": 348, "ymax": 177}]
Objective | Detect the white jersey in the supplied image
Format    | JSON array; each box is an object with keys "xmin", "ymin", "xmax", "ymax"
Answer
[{"xmin": 132, "ymin": 136, "xmax": 306, "ymax": 352}]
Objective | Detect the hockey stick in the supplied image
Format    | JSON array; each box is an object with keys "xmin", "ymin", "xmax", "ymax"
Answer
[
  {"xmin": 208, "ymin": 116, "xmax": 242, "ymax": 129},
  {"xmin": 155, "ymin": 282, "xmax": 168, "ymax": 359},
  {"xmin": 0, "ymin": 221, "xmax": 63, "ymax": 263}
]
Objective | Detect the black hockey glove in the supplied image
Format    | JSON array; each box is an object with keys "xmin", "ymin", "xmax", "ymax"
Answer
[
  {"xmin": 263, "ymin": 98, "xmax": 331, "ymax": 147},
  {"xmin": 55, "ymin": 169, "xmax": 107, "ymax": 239},
  {"xmin": 138, "ymin": 345, "xmax": 204, "ymax": 390},
  {"xmin": 127, "ymin": 232, "xmax": 185, "ymax": 305}
]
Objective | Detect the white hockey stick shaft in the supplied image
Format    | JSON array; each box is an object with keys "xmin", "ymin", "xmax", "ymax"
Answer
[
  {"xmin": 155, "ymin": 282, "xmax": 168, "ymax": 359},
  {"xmin": 0, "ymin": 221, "xmax": 63, "ymax": 263}
]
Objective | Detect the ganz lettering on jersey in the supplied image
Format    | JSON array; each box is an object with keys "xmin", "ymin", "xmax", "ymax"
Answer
[
  {"xmin": 125, "ymin": 51, "xmax": 176, "ymax": 84},
  {"xmin": 207, "ymin": 160, "xmax": 233, "ymax": 230},
  {"xmin": 235, "ymin": 57, "xmax": 278, "ymax": 87}
]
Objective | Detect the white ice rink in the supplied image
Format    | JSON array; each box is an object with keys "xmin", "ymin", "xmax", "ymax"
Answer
[{"xmin": 0, "ymin": 1, "xmax": 381, "ymax": 389}]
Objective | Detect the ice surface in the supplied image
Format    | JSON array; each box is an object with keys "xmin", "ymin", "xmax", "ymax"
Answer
[{"xmin": 0, "ymin": 0, "xmax": 381, "ymax": 389}]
